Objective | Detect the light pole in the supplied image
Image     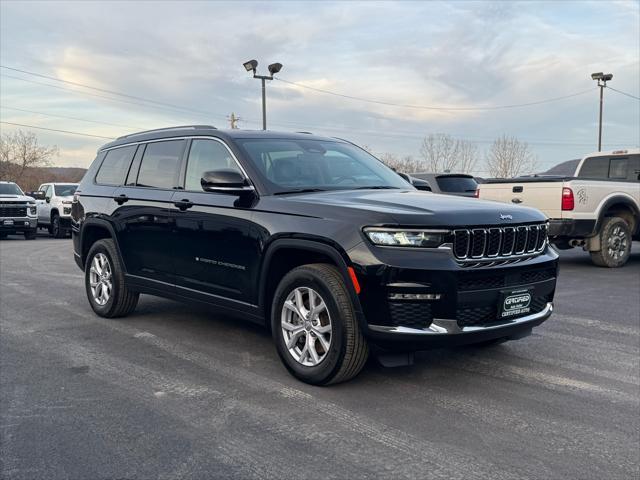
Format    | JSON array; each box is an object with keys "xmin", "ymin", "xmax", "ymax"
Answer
[
  {"xmin": 591, "ymin": 72, "xmax": 613, "ymax": 152},
  {"xmin": 243, "ymin": 59, "xmax": 283, "ymax": 130}
]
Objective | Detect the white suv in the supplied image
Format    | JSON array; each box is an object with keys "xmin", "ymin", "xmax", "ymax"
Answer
[{"xmin": 35, "ymin": 183, "xmax": 78, "ymax": 238}]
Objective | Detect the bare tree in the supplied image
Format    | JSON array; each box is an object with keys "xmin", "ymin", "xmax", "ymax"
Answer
[
  {"xmin": 485, "ymin": 135, "xmax": 537, "ymax": 178},
  {"xmin": 378, "ymin": 153, "xmax": 424, "ymax": 173},
  {"xmin": 418, "ymin": 133, "xmax": 479, "ymax": 173},
  {"xmin": 0, "ymin": 130, "xmax": 58, "ymax": 183},
  {"xmin": 457, "ymin": 141, "xmax": 479, "ymax": 174}
]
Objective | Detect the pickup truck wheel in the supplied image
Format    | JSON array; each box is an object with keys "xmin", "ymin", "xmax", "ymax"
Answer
[
  {"xmin": 271, "ymin": 264, "xmax": 369, "ymax": 385},
  {"xmin": 85, "ymin": 239, "xmax": 139, "ymax": 318},
  {"xmin": 51, "ymin": 215, "xmax": 65, "ymax": 239},
  {"xmin": 590, "ymin": 216, "xmax": 632, "ymax": 268}
]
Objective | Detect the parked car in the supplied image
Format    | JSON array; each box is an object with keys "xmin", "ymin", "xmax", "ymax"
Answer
[
  {"xmin": 72, "ymin": 126, "xmax": 558, "ymax": 385},
  {"xmin": 410, "ymin": 173, "xmax": 478, "ymax": 197},
  {"xmin": 478, "ymin": 149, "xmax": 639, "ymax": 267},
  {"xmin": 0, "ymin": 181, "xmax": 38, "ymax": 239},
  {"xmin": 32, "ymin": 182, "xmax": 78, "ymax": 238}
]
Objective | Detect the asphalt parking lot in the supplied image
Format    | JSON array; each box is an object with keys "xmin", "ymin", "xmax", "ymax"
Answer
[{"xmin": 1, "ymin": 235, "xmax": 639, "ymax": 480}]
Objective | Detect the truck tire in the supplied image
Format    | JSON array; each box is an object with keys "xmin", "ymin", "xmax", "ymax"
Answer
[
  {"xmin": 51, "ymin": 214, "xmax": 65, "ymax": 238},
  {"xmin": 590, "ymin": 216, "xmax": 632, "ymax": 268},
  {"xmin": 271, "ymin": 263, "xmax": 369, "ymax": 385},
  {"xmin": 85, "ymin": 239, "xmax": 139, "ymax": 318}
]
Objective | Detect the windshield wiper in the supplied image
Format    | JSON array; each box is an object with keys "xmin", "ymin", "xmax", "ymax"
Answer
[{"xmin": 273, "ymin": 188, "xmax": 327, "ymax": 195}]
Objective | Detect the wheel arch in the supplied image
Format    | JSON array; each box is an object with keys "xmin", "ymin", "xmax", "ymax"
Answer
[
  {"xmin": 79, "ymin": 219, "xmax": 124, "ymax": 270},
  {"xmin": 595, "ymin": 195, "xmax": 640, "ymax": 235},
  {"xmin": 258, "ymin": 238, "xmax": 364, "ymax": 329}
]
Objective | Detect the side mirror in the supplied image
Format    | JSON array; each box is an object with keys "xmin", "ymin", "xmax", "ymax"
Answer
[
  {"xmin": 201, "ymin": 169, "xmax": 254, "ymax": 195},
  {"xmin": 412, "ymin": 179, "xmax": 432, "ymax": 192},
  {"xmin": 32, "ymin": 191, "xmax": 46, "ymax": 200}
]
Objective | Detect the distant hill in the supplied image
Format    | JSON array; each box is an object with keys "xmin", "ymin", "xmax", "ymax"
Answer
[{"xmin": 1, "ymin": 163, "xmax": 87, "ymax": 192}]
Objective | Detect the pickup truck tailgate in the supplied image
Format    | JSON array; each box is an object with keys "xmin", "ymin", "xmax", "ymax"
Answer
[{"xmin": 478, "ymin": 181, "xmax": 562, "ymax": 219}]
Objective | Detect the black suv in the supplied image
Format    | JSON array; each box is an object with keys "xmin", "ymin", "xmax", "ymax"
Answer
[{"xmin": 72, "ymin": 126, "xmax": 558, "ymax": 385}]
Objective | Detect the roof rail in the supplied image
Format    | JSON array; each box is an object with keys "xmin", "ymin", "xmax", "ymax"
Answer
[{"xmin": 116, "ymin": 125, "xmax": 217, "ymax": 140}]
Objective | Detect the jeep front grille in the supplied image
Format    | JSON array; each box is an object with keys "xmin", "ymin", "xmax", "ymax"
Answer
[{"xmin": 452, "ymin": 223, "xmax": 547, "ymax": 263}]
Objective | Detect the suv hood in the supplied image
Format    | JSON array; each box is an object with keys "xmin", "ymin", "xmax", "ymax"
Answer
[{"xmin": 271, "ymin": 189, "xmax": 547, "ymax": 226}]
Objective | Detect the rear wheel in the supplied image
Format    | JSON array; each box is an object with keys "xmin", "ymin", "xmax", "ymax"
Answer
[
  {"xmin": 590, "ymin": 216, "xmax": 632, "ymax": 268},
  {"xmin": 85, "ymin": 239, "xmax": 139, "ymax": 317},
  {"xmin": 271, "ymin": 264, "xmax": 368, "ymax": 385}
]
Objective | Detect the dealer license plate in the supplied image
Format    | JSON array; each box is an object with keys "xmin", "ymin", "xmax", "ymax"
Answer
[{"xmin": 498, "ymin": 288, "xmax": 532, "ymax": 319}]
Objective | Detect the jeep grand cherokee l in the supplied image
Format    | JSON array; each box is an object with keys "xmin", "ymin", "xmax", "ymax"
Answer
[{"xmin": 72, "ymin": 126, "xmax": 558, "ymax": 385}]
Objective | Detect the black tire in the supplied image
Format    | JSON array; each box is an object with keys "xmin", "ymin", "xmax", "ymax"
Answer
[
  {"xmin": 47, "ymin": 224, "xmax": 53, "ymax": 234},
  {"xmin": 590, "ymin": 216, "xmax": 632, "ymax": 268},
  {"xmin": 24, "ymin": 230, "xmax": 37, "ymax": 240},
  {"xmin": 51, "ymin": 215, "xmax": 65, "ymax": 238},
  {"xmin": 271, "ymin": 263, "xmax": 369, "ymax": 385},
  {"xmin": 85, "ymin": 238, "xmax": 139, "ymax": 318}
]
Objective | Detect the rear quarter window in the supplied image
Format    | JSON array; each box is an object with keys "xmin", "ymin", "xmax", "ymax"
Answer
[{"xmin": 95, "ymin": 145, "xmax": 137, "ymax": 185}]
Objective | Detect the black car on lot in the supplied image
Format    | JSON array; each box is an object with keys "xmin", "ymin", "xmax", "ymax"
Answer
[
  {"xmin": 72, "ymin": 126, "xmax": 558, "ymax": 385},
  {"xmin": 410, "ymin": 173, "xmax": 479, "ymax": 197}
]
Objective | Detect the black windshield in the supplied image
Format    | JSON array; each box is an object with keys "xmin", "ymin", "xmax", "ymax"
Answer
[
  {"xmin": 237, "ymin": 139, "xmax": 412, "ymax": 194},
  {"xmin": 0, "ymin": 183, "xmax": 23, "ymax": 195}
]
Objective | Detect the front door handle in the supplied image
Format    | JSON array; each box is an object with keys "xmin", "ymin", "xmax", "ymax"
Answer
[
  {"xmin": 511, "ymin": 198, "xmax": 523, "ymax": 204},
  {"xmin": 113, "ymin": 194, "xmax": 129, "ymax": 205},
  {"xmin": 174, "ymin": 199, "xmax": 194, "ymax": 211}
]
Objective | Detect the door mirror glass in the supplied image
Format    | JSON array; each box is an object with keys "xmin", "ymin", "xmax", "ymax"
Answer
[
  {"xmin": 201, "ymin": 169, "xmax": 252, "ymax": 194},
  {"xmin": 29, "ymin": 191, "xmax": 46, "ymax": 200}
]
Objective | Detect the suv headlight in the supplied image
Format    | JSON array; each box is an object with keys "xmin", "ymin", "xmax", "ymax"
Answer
[{"xmin": 363, "ymin": 227, "xmax": 448, "ymax": 248}]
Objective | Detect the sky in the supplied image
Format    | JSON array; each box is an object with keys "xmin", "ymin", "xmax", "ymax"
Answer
[{"xmin": 1, "ymin": 0, "xmax": 639, "ymax": 173}]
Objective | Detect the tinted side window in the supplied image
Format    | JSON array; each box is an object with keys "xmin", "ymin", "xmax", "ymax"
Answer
[
  {"xmin": 628, "ymin": 155, "xmax": 640, "ymax": 182},
  {"xmin": 136, "ymin": 140, "xmax": 185, "ymax": 189},
  {"xmin": 608, "ymin": 157, "xmax": 628, "ymax": 179},
  {"xmin": 436, "ymin": 176, "xmax": 478, "ymax": 193},
  {"xmin": 96, "ymin": 145, "xmax": 137, "ymax": 185},
  {"xmin": 185, "ymin": 139, "xmax": 241, "ymax": 191},
  {"xmin": 578, "ymin": 157, "xmax": 609, "ymax": 179}
]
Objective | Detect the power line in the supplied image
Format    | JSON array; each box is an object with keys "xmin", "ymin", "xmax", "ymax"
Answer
[
  {"xmin": 0, "ymin": 73, "xmax": 216, "ymax": 120},
  {"xmin": 0, "ymin": 65, "xmax": 216, "ymax": 117},
  {"xmin": 607, "ymin": 86, "xmax": 640, "ymax": 101},
  {"xmin": 274, "ymin": 77, "xmax": 595, "ymax": 111},
  {"xmin": 0, "ymin": 105, "xmax": 143, "ymax": 130},
  {"xmin": 0, "ymin": 121, "xmax": 115, "ymax": 140}
]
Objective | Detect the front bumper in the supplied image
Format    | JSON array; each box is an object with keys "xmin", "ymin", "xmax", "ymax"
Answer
[
  {"xmin": 0, "ymin": 217, "xmax": 37, "ymax": 233},
  {"xmin": 350, "ymin": 241, "xmax": 558, "ymax": 349}
]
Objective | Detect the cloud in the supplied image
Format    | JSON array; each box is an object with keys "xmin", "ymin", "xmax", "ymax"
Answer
[{"xmin": 0, "ymin": 0, "xmax": 638, "ymax": 170}]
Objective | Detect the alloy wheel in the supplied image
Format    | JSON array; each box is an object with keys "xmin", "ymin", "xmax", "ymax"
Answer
[
  {"xmin": 281, "ymin": 287, "xmax": 332, "ymax": 367},
  {"xmin": 89, "ymin": 253, "xmax": 113, "ymax": 306},
  {"xmin": 607, "ymin": 225, "xmax": 628, "ymax": 261}
]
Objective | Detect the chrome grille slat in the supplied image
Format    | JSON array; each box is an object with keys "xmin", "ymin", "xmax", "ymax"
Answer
[{"xmin": 453, "ymin": 223, "xmax": 547, "ymax": 264}]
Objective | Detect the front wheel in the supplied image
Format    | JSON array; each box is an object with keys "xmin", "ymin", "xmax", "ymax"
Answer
[
  {"xmin": 85, "ymin": 239, "xmax": 139, "ymax": 317},
  {"xmin": 590, "ymin": 216, "xmax": 632, "ymax": 268},
  {"xmin": 271, "ymin": 264, "xmax": 369, "ymax": 385},
  {"xmin": 51, "ymin": 215, "xmax": 65, "ymax": 238}
]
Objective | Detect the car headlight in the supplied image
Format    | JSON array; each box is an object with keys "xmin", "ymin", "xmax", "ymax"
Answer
[
  {"xmin": 364, "ymin": 227, "xmax": 448, "ymax": 248},
  {"xmin": 29, "ymin": 206, "xmax": 37, "ymax": 215}
]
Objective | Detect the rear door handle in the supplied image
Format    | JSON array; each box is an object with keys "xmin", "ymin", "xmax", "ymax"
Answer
[
  {"xmin": 511, "ymin": 198, "xmax": 523, "ymax": 204},
  {"xmin": 174, "ymin": 199, "xmax": 194, "ymax": 211},
  {"xmin": 113, "ymin": 194, "xmax": 129, "ymax": 205}
]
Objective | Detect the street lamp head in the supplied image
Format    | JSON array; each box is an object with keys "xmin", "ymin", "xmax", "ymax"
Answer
[
  {"xmin": 243, "ymin": 59, "xmax": 258, "ymax": 73},
  {"xmin": 268, "ymin": 62, "xmax": 283, "ymax": 75},
  {"xmin": 591, "ymin": 72, "xmax": 603, "ymax": 80},
  {"xmin": 602, "ymin": 73, "xmax": 613, "ymax": 81}
]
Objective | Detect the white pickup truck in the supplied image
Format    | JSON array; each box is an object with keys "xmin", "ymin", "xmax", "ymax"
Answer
[
  {"xmin": 478, "ymin": 149, "xmax": 640, "ymax": 267},
  {"xmin": 32, "ymin": 182, "xmax": 78, "ymax": 238}
]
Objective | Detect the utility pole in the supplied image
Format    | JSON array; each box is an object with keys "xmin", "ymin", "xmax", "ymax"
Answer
[
  {"xmin": 591, "ymin": 72, "xmax": 613, "ymax": 152},
  {"xmin": 227, "ymin": 112, "xmax": 241, "ymax": 129},
  {"xmin": 243, "ymin": 60, "xmax": 283, "ymax": 130}
]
